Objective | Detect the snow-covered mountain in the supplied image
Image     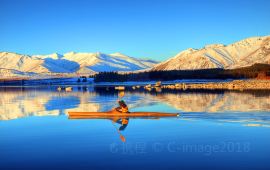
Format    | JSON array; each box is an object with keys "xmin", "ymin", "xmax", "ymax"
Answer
[
  {"xmin": 2, "ymin": 35, "xmax": 269, "ymax": 79},
  {"xmin": 152, "ymin": 35, "xmax": 270, "ymax": 71},
  {"xmin": 0, "ymin": 52, "xmax": 158, "ymax": 75}
]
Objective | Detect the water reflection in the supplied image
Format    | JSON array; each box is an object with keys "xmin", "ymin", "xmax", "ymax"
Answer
[
  {"xmin": 137, "ymin": 90, "xmax": 270, "ymax": 112},
  {"xmin": 0, "ymin": 87, "xmax": 270, "ymax": 127}
]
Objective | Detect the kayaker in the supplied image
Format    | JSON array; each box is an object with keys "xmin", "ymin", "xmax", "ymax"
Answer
[{"xmin": 115, "ymin": 100, "xmax": 129, "ymax": 113}]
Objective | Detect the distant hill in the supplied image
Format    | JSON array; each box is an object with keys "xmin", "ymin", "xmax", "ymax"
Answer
[{"xmin": 152, "ymin": 35, "xmax": 270, "ymax": 71}]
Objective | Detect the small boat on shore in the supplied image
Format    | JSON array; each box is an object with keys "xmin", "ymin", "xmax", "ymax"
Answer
[{"xmin": 68, "ymin": 111, "xmax": 179, "ymax": 119}]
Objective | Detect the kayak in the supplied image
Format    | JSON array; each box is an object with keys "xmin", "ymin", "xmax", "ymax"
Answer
[{"xmin": 68, "ymin": 111, "xmax": 179, "ymax": 119}]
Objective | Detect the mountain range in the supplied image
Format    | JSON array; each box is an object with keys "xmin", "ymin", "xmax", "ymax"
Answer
[
  {"xmin": 0, "ymin": 52, "xmax": 157, "ymax": 78},
  {"xmin": 152, "ymin": 35, "xmax": 270, "ymax": 71},
  {"xmin": 0, "ymin": 35, "xmax": 270, "ymax": 78}
]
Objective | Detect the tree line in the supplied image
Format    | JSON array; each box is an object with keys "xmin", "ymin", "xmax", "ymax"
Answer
[{"xmin": 93, "ymin": 63, "xmax": 270, "ymax": 82}]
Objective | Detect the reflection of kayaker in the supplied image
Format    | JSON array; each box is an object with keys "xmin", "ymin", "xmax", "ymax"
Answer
[
  {"xmin": 67, "ymin": 90, "xmax": 179, "ymax": 143},
  {"xmin": 114, "ymin": 117, "xmax": 129, "ymax": 131},
  {"xmin": 112, "ymin": 99, "xmax": 129, "ymax": 131}
]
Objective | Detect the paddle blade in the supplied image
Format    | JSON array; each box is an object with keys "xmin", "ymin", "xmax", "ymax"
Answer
[
  {"xmin": 120, "ymin": 135, "xmax": 126, "ymax": 142},
  {"xmin": 118, "ymin": 91, "xmax": 125, "ymax": 98}
]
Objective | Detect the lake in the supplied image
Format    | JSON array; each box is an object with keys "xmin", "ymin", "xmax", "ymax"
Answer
[{"xmin": 0, "ymin": 86, "xmax": 270, "ymax": 170}]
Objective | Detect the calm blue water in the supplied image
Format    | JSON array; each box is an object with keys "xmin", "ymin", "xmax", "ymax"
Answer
[{"xmin": 0, "ymin": 86, "xmax": 270, "ymax": 170}]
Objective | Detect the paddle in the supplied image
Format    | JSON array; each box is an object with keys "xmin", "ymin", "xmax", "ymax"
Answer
[
  {"xmin": 118, "ymin": 91, "xmax": 125, "ymax": 100},
  {"xmin": 111, "ymin": 121, "xmax": 126, "ymax": 142}
]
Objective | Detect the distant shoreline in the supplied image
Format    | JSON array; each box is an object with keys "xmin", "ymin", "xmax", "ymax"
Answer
[
  {"xmin": 1, "ymin": 78, "xmax": 270, "ymax": 90},
  {"xmin": 95, "ymin": 79, "xmax": 270, "ymax": 90}
]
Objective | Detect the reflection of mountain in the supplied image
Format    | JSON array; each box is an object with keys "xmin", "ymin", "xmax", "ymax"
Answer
[
  {"xmin": 0, "ymin": 90, "xmax": 155, "ymax": 120},
  {"xmin": 152, "ymin": 92, "xmax": 270, "ymax": 112},
  {"xmin": 0, "ymin": 91, "xmax": 57, "ymax": 120},
  {"xmin": 180, "ymin": 111, "xmax": 270, "ymax": 126},
  {"xmin": 0, "ymin": 91, "xmax": 100, "ymax": 120},
  {"xmin": 136, "ymin": 91, "xmax": 270, "ymax": 126},
  {"xmin": 1, "ymin": 89, "xmax": 270, "ymax": 124},
  {"xmin": 45, "ymin": 96, "xmax": 80, "ymax": 111}
]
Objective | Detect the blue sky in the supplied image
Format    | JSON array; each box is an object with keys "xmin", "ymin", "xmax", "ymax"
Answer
[{"xmin": 0, "ymin": 0, "xmax": 270, "ymax": 61}]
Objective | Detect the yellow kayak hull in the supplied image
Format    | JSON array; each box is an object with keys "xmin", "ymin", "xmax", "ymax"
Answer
[{"xmin": 68, "ymin": 111, "xmax": 179, "ymax": 119}]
